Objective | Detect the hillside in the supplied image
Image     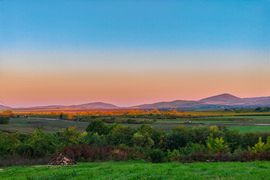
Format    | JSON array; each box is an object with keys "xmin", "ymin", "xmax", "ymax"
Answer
[
  {"xmin": 132, "ymin": 100, "xmax": 199, "ymax": 109},
  {"xmin": 199, "ymin": 93, "xmax": 246, "ymax": 105},
  {"xmin": 0, "ymin": 105, "xmax": 11, "ymax": 109},
  {"xmin": 68, "ymin": 102, "xmax": 119, "ymax": 109},
  {"xmin": 4, "ymin": 93, "xmax": 270, "ymax": 111}
]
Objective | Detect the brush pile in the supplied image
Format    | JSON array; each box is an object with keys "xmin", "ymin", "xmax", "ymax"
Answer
[{"xmin": 48, "ymin": 153, "xmax": 76, "ymax": 165}]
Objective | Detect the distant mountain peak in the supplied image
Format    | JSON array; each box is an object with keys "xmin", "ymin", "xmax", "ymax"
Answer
[
  {"xmin": 68, "ymin": 102, "xmax": 119, "ymax": 109},
  {"xmin": 0, "ymin": 104, "xmax": 11, "ymax": 109},
  {"xmin": 199, "ymin": 93, "xmax": 244, "ymax": 105}
]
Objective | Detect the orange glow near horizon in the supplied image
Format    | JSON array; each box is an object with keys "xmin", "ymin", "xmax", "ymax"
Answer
[{"xmin": 1, "ymin": 68, "xmax": 270, "ymax": 107}]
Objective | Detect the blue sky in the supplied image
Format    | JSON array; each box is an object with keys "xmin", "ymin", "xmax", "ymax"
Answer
[
  {"xmin": 0, "ymin": 0, "xmax": 270, "ymax": 107},
  {"xmin": 1, "ymin": 0, "xmax": 269, "ymax": 51}
]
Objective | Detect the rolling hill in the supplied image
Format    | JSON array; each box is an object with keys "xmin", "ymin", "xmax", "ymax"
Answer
[
  {"xmin": 132, "ymin": 100, "xmax": 199, "ymax": 109},
  {"xmin": 132, "ymin": 93, "xmax": 270, "ymax": 109},
  {"xmin": 199, "ymin": 93, "xmax": 246, "ymax": 105},
  {"xmin": 68, "ymin": 102, "xmax": 119, "ymax": 109},
  {"xmin": 0, "ymin": 105, "xmax": 11, "ymax": 110},
  {"xmin": 3, "ymin": 93, "xmax": 270, "ymax": 111}
]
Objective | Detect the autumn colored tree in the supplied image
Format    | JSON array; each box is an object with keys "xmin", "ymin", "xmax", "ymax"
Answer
[
  {"xmin": 67, "ymin": 113, "xmax": 74, "ymax": 120},
  {"xmin": 2, "ymin": 110, "xmax": 13, "ymax": 117}
]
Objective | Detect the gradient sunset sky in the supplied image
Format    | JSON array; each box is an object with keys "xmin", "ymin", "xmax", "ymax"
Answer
[{"xmin": 1, "ymin": 0, "xmax": 269, "ymax": 107}]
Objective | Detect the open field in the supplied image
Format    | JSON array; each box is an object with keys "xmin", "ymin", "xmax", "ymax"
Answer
[
  {"xmin": 0, "ymin": 118, "xmax": 88, "ymax": 134},
  {"xmin": 1, "ymin": 116, "xmax": 270, "ymax": 134},
  {"xmin": 227, "ymin": 126, "xmax": 270, "ymax": 133},
  {"xmin": 1, "ymin": 161, "xmax": 270, "ymax": 180}
]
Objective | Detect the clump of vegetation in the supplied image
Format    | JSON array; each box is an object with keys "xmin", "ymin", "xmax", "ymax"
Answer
[
  {"xmin": 145, "ymin": 149, "xmax": 165, "ymax": 163},
  {"xmin": 0, "ymin": 115, "xmax": 10, "ymax": 124},
  {"xmin": 85, "ymin": 119, "xmax": 109, "ymax": 135},
  {"xmin": 2, "ymin": 119, "xmax": 270, "ymax": 166}
]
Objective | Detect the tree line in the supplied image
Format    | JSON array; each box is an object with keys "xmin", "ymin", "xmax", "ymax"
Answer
[{"xmin": 1, "ymin": 118, "xmax": 270, "ymax": 166}]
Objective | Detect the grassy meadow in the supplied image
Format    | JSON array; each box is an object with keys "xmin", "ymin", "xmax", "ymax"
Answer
[
  {"xmin": 0, "ymin": 118, "xmax": 88, "ymax": 134},
  {"xmin": 1, "ymin": 161, "xmax": 270, "ymax": 180},
  {"xmin": 1, "ymin": 115, "xmax": 270, "ymax": 134}
]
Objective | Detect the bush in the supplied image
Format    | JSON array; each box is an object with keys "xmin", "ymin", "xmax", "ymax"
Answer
[
  {"xmin": 145, "ymin": 149, "xmax": 165, "ymax": 163},
  {"xmin": 165, "ymin": 131, "xmax": 189, "ymax": 151},
  {"xmin": 126, "ymin": 119, "xmax": 137, "ymax": 124},
  {"xmin": 0, "ymin": 132, "xmax": 18, "ymax": 157},
  {"xmin": 224, "ymin": 130, "xmax": 242, "ymax": 152},
  {"xmin": 26, "ymin": 129, "xmax": 57, "ymax": 157},
  {"xmin": 249, "ymin": 137, "xmax": 270, "ymax": 153},
  {"xmin": 206, "ymin": 133, "xmax": 228, "ymax": 153},
  {"xmin": 17, "ymin": 144, "xmax": 34, "ymax": 157},
  {"xmin": 64, "ymin": 144, "xmax": 135, "ymax": 162},
  {"xmin": 106, "ymin": 125, "xmax": 135, "ymax": 146},
  {"xmin": 181, "ymin": 142, "xmax": 206, "ymax": 155},
  {"xmin": 189, "ymin": 126, "xmax": 210, "ymax": 144},
  {"xmin": 81, "ymin": 131, "xmax": 104, "ymax": 146},
  {"xmin": 0, "ymin": 115, "xmax": 10, "ymax": 124},
  {"xmin": 132, "ymin": 132, "xmax": 154, "ymax": 150},
  {"xmin": 167, "ymin": 149, "xmax": 180, "ymax": 161},
  {"xmin": 241, "ymin": 132, "xmax": 270, "ymax": 149},
  {"xmin": 60, "ymin": 126, "xmax": 81, "ymax": 145},
  {"xmin": 86, "ymin": 119, "xmax": 109, "ymax": 135}
]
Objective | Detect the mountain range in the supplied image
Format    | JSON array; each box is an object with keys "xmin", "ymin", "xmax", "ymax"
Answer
[
  {"xmin": 1, "ymin": 93, "xmax": 270, "ymax": 110},
  {"xmin": 132, "ymin": 93, "xmax": 270, "ymax": 110}
]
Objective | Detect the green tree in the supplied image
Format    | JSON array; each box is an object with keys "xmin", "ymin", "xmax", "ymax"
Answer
[
  {"xmin": 0, "ymin": 115, "xmax": 10, "ymax": 124},
  {"xmin": 106, "ymin": 124, "xmax": 135, "ymax": 146},
  {"xmin": 86, "ymin": 119, "xmax": 109, "ymax": 135},
  {"xmin": 132, "ymin": 132, "xmax": 154, "ymax": 150},
  {"xmin": 206, "ymin": 133, "xmax": 228, "ymax": 153}
]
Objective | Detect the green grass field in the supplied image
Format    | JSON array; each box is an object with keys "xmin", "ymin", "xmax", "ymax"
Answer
[
  {"xmin": 0, "ymin": 118, "xmax": 88, "ymax": 134},
  {"xmin": 1, "ymin": 161, "xmax": 270, "ymax": 180},
  {"xmin": 227, "ymin": 126, "xmax": 270, "ymax": 133},
  {"xmin": 1, "ymin": 116, "xmax": 270, "ymax": 134}
]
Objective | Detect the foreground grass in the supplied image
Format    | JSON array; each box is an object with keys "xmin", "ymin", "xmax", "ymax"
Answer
[{"xmin": 1, "ymin": 161, "xmax": 270, "ymax": 180}]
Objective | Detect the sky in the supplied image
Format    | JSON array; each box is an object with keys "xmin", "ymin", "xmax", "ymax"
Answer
[{"xmin": 0, "ymin": 0, "xmax": 269, "ymax": 107}]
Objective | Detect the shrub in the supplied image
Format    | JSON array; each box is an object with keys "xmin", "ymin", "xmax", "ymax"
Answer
[
  {"xmin": 106, "ymin": 125, "xmax": 135, "ymax": 147},
  {"xmin": 60, "ymin": 126, "xmax": 81, "ymax": 145},
  {"xmin": 224, "ymin": 129, "xmax": 242, "ymax": 152},
  {"xmin": 230, "ymin": 147, "xmax": 247, "ymax": 162},
  {"xmin": 241, "ymin": 132, "xmax": 270, "ymax": 149},
  {"xmin": 132, "ymin": 132, "xmax": 154, "ymax": 150},
  {"xmin": 178, "ymin": 151, "xmax": 211, "ymax": 163},
  {"xmin": 81, "ymin": 131, "xmax": 104, "ymax": 146},
  {"xmin": 145, "ymin": 149, "xmax": 165, "ymax": 163},
  {"xmin": 167, "ymin": 149, "xmax": 180, "ymax": 161},
  {"xmin": 206, "ymin": 133, "xmax": 228, "ymax": 153},
  {"xmin": 126, "ymin": 119, "xmax": 137, "ymax": 124},
  {"xmin": 249, "ymin": 137, "xmax": 270, "ymax": 153},
  {"xmin": 165, "ymin": 131, "xmax": 189, "ymax": 151},
  {"xmin": 137, "ymin": 124, "xmax": 155, "ymax": 135},
  {"xmin": 17, "ymin": 144, "xmax": 34, "ymax": 157},
  {"xmin": 151, "ymin": 129, "xmax": 166, "ymax": 149},
  {"xmin": 86, "ymin": 119, "xmax": 109, "ymax": 135},
  {"xmin": 26, "ymin": 129, "xmax": 57, "ymax": 157},
  {"xmin": 64, "ymin": 144, "xmax": 134, "ymax": 162},
  {"xmin": 182, "ymin": 142, "xmax": 206, "ymax": 155},
  {"xmin": 0, "ymin": 132, "xmax": 18, "ymax": 157},
  {"xmin": 189, "ymin": 126, "xmax": 210, "ymax": 144},
  {"xmin": 0, "ymin": 115, "xmax": 10, "ymax": 124}
]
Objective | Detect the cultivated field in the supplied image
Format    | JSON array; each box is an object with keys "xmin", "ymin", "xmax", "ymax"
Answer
[{"xmin": 1, "ymin": 115, "xmax": 270, "ymax": 134}]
